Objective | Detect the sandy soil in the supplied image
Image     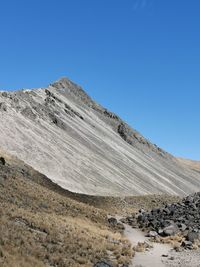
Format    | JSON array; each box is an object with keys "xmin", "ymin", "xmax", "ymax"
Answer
[
  {"xmin": 164, "ymin": 249, "xmax": 200, "ymax": 267},
  {"xmin": 123, "ymin": 224, "xmax": 171, "ymax": 267}
]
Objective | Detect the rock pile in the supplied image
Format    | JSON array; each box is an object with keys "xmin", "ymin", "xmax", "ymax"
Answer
[{"xmin": 125, "ymin": 193, "xmax": 200, "ymax": 248}]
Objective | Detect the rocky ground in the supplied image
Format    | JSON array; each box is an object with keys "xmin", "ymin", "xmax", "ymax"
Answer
[
  {"xmin": 163, "ymin": 249, "xmax": 200, "ymax": 267},
  {"xmin": 137, "ymin": 193, "xmax": 200, "ymax": 248},
  {"xmin": 124, "ymin": 193, "xmax": 200, "ymax": 251},
  {"xmin": 118, "ymin": 193, "xmax": 200, "ymax": 267}
]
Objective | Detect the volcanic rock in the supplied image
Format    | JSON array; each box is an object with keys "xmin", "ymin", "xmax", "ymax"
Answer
[{"xmin": 132, "ymin": 193, "xmax": 200, "ymax": 243}]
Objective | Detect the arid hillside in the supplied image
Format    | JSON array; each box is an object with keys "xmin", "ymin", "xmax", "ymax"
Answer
[
  {"xmin": 0, "ymin": 78, "xmax": 200, "ymax": 196},
  {"xmin": 0, "ymin": 149, "xmax": 136, "ymax": 267},
  {"xmin": 177, "ymin": 158, "xmax": 200, "ymax": 173},
  {"xmin": 0, "ymin": 148, "xmax": 183, "ymax": 267}
]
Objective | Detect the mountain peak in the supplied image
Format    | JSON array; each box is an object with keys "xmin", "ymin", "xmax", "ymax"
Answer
[
  {"xmin": 49, "ymin": 77, "xmax": 95, "ymax": 108},
  {"xmin": 50, "ymin": 77, "xmax": 78, "ymax": 90}
]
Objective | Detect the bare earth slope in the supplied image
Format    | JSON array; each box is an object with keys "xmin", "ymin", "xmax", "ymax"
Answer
[
  {"xmin": 0, "ymin": 77, "xmax": 200, "ymax": 196},
  {"xmin": 177, "ymin": 158, "xmax": 200, "ymax": 173}
]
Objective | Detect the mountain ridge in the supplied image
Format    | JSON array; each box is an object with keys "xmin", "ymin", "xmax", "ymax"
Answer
[{"xmin": 0, "ymin": 77, "xmax": 200, "ymax": 196}]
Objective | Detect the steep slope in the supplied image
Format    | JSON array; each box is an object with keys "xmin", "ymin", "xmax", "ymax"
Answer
[{"xmin": 0, "ymin": 77, "xmax": 200, "ymax": 196}]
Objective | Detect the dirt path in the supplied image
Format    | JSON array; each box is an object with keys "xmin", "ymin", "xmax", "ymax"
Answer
[
  {"xmin": 116, "ymin": 217, "xmax": 200, "ymax": 267},
  {"xmin": 115, "ymin": 216, "xmax": 171, "ymax": 266},
  {"xmin": 118, "ymin": 218, "xmax": 171, "ymax": 267}
]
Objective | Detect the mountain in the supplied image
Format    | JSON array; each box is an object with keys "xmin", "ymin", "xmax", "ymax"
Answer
[
  {"xmin": 0, "ymin": 77, "xmax": 200, "ymax": 196},
  {"xmin": 177, "ymin": 158, "xmax": 200, "ymax": 173},
  {"xmin": 1, "ymin": 141, "xmax": 182, "ymax": 267}
]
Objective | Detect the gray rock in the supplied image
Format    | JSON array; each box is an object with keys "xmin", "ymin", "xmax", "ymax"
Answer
[
  {"xmin": 0, "ymin": 102, "xmax": 7, "ymax": 111},
  {"xmin": 182, "ymin": 240, "xmax": 193, "ymax": 249},
  {"xmin": 0, "ymin": 157, "xmax": 5, "ymax": 166},
  {"xmin": 147, "ymin": 231, "xmax": 158, "ymax": 237},
  {"xmin": 187, "ymin": 231, "xmax": 200, "ymax": 242},
  {"xmin": 139, "ymin": 209, "xmax": 145, "ymax": 213},
  {"xmin": 158, "ymin": 229, "xmax": 164, "ymax": 235},
  {"xmin": 108, "ymin": 217, "xmax": 117, "ymax": 226},
  {"xmin": 93, "ymin": 260, "xmax": 113, "ymax": 267},
  {"xmin": 1, "ymin": 92, "xmax": 8, "ymax": 97},
  {"xmin": 163, "ymin": 224, "xmax": 179, "ymax": 236},
  {"xmin": 133, "ymin": 192, "xmax": 200, "ymax": 244},
  {"xmin": 178, "ymin": 223, "xmax": 187, "ymax": 231},
  {"xmin": 137, "ymin": 214, "xmax": 144, "ymax": 222}
]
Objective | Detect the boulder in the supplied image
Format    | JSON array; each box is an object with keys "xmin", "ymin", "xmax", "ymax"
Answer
[
  {"xmin": 163, "ymin": 224, "xmax": 179, "ymax": 236},
  {"xmin": 1, "ymin": 92, "xmax": 8, "ymax": 97},
  {"xmin": 108, "ymin": 217, "xmax": 117, "ymax": 226},
  {"xmin": 0, "ymin": 157, "xmax": 5, "ymax": 166},
  {"xmin": 187, "ymin": 231, "xmax": 200, "ymax": 242},
  {"xmin": 182, "ymin": 240, "xmax": 193, "ymax": 249},
  {"xmin": 147, "ymin": 231, "xmax": 158, "ymax": 238},
  {"xmin": 178, "ymin": 223, "xmax": 187, "ymax": 231},
  {"xmin": 93, "ymin": 260, "xmax": 113, "ymax": 267}
]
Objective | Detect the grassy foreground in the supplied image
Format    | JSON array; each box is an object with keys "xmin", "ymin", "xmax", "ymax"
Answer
[
  {"xmin": 0, "ymin": 149, "xmax": 181, "ymax": 267},
  {"xmin": 0, "ymin": 150, "xmax": 133, "ymax": 267}
]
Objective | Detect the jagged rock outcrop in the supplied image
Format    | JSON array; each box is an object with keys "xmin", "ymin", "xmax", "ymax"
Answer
[{"xmin": 0, "ymin": 77, "xmax": 200, "ymax": 196}]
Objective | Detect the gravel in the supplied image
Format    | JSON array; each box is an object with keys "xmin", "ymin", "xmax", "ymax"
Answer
[{"xmin": 164, "ymin": 249, "xmax": 200, "ymax": 267}]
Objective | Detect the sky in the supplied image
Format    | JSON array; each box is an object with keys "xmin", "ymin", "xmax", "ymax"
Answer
[{"xmin": 0, "ymin": 0, "xmax": 200, "ymax": 160}]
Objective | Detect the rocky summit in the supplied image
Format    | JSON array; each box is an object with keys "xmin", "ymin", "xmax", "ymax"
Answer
[{"xmin": 0, "ymin": 77, "xmax": 200, "ymax": 196}]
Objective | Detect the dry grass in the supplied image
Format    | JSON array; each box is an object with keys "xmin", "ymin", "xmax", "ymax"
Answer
[
  {"xmin": 153, "ymin": 233, "xmax": 200, "ymax": 251},
  {"xmin": 70, "ymin": 193, "xmax": 181, "ymax": 216},
  {"xmin": 0, "ymin": 149, "xmax": 181, "ymax": 266},
  {"xmin": 0, "ymin": 153, "xmax": 133, "ymax": 267},
  {"xmin": 154, "ymin": 233, "xmax": 184, "ymax": 245},
  {"xmin": 177, "ymin": 157, "xmax": 200, "ymax": 172},
  {"xmin": 132, "ymin": 241, "xmax": 153, "ymax": 253}
]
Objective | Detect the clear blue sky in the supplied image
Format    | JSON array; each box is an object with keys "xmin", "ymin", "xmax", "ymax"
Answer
[{"xmin": 0, "ymin": 0, "xmax": 200, "ymax": 160}]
